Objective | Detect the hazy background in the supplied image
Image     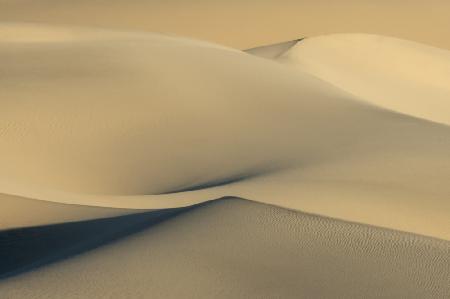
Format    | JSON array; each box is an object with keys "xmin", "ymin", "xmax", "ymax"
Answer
[{"xmin": 1, "ymin": 0, "xmax": 450, "ymax": 49}]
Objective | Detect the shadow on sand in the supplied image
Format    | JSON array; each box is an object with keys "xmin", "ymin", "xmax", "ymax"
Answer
[{"xmin": 0, "ymin": 202, "xmax": 207, "ymax": 280}]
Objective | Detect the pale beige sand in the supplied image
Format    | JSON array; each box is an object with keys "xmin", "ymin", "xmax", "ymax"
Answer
[
  {"xmin": 269, "ymin": 34, "xmax": 450, "ymax": 125},
  {"xmin": 0, "ymin": 194, "xmax": 139, "ymax": 230},
  {"xmin": 2, "ymin": 1, "xmax": 450, "ymax": 50},
  {"xmin": 1, "ymin": 24, "xmax": 449, "ymax": 241},
  {"xmin": 1, "ymin": 199, "xmax": 448, "ymax": 298},
  {"xmin": 0, "ymin": 15, "xmax": 449, "ymax": 299}
]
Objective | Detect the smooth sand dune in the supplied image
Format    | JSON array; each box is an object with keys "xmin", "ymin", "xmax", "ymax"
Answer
[
  {"xmin": 2, "ymin": 1, "xmax": 450, "ymax": 50},
  {"xmin": 0, "ymin": 199, "xmax": 448, "ymax": 299},
  {"xmin": 267, "ymin": 34, "xmax": 450, "ymax": 125},
  {"xmin": 0, "ymin": 12, "xmax": 449, "ymax": 298},
  {"xmin": 0, "ymin": 23, "xmax": 449, "ymax": 240}
]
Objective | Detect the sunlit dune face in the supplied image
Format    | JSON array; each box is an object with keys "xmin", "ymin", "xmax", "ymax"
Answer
[{"xmin": 273, "ymin": 34, "xmax": 450, "ymax": 126}]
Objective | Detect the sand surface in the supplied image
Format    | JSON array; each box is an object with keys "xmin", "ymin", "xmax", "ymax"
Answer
[
  {"xmin": 0, "ymin": 4, "xmax": 449, "ymax": 298},
  {"xmin": 1, "ymin": 24, "xmax": 449, "ymax": 239},
  {"xmin": 270, "ymin": 34, "xmax": 450, "ymax": 126},
  {"xmin": 0, "ymin": 193, "xmax": 140, "ymax": 230},
  {"xmin": 1, "ymin": 199, "xmax": 448, "ymax": 298}
]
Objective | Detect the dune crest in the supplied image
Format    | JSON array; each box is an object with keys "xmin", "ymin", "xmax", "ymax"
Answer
[{"xmin": 270, "ymin": 34, "xmax": 450, "ymax": 125}]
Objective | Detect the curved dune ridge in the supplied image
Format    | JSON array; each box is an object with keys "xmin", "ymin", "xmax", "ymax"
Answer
[
  {"xmin": 0, "ymin": 23, "xmax": 449, "ymax": 241},
  {"xmin": 270, "ymin": 34, "xmax": 450, "ymax": 126},
  {"xmin": 1, "ymin": 199, "xmax": 449, "ymax": 298}
]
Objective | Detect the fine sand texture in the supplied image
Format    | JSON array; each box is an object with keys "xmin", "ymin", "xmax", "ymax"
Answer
[
  {"xmin": 0, "ymin": 19, "xmax": 449, "ymax": 299},
  {"xmin": 1, "ymin": 199, "xmax": 448, "ymax": 298}
]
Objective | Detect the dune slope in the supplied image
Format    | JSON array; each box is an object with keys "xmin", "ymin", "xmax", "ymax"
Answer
[
  {"xmin": 0, "ymin": 199, "xmax": 448, "ymax": 299},
  {"xmin": 271, "ymin": 34, "xmax": 450, "ymax": 125},
  {"xmin": 0, "ymin": 193, "xmax": 142, "ymax": 230},
  {"xmin": 0, "ymin": 204, "xmax": 194, "ymax": 278}
]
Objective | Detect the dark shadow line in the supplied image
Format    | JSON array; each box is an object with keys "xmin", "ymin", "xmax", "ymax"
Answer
[
  {"xmin": 157, "ymin": 163, "xmax": 289, "ymax": 195},
  {"xmin": 158, "ymin": 173, "xmax": 258, "ymax": 194},
  {"xmin": 272, "ymin": 38, "xmax": 304, "ymax": 59},
  {"xmin": 245, "ymin": 38, "xmax": 304, "ymax": 53},
  {"xmin": 0, "ymin": 201, "xmax": 211, "ymax": 280},
  {"xmin": 2, "ymin": 195, "xmax": 446, "ymax": 283}
]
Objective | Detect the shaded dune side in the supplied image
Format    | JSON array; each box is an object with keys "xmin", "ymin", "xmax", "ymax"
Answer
[
  {"xmin": 0, "ymin": 193, "xmax": 145, "ymax": 230},
  {"xmin": 0, "ymin": 198, "xmax": 448, "ymax": 299},
  {"xmin": 0, "ymin": 202, "xmax": 205, "ymax": 279},
  {"xmin": 245, "ymin": 39, "xmax": 302, "ymax": 59}
]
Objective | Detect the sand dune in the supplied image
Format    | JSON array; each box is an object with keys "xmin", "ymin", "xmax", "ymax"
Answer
[
  {"xmin": 1, "ymin": 199, "xmax": 448, "ymax": 298},
  {"xmin": 0, "ymin": 18, "xmax": 449, "ymax": 298},
  {"xmin": 268, "ymin": 34, "xmax": 450, "ymax": 125},
  {"xmin": 1, "ymin": 24, "xmax": 449, "ymax": 241},
  {"xmin": 0, "ymin": 24, "xmax": 450, "ymax": 243}
]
